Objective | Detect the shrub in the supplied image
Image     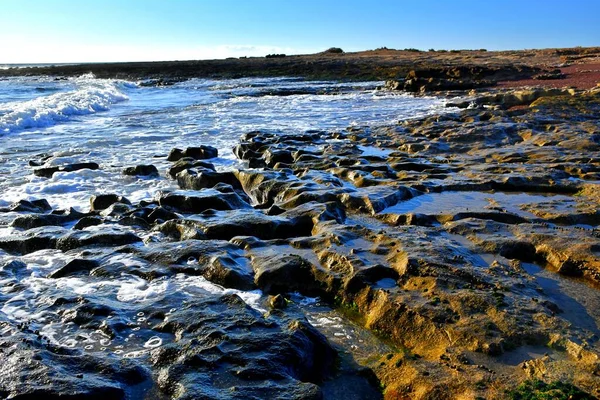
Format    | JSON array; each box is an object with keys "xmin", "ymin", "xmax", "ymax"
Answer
[
  {"xmin": 265, "ymin": 54, "xmax": 286, "ymax": 58},
  {"xmin": 324, "ymin": 47, "xmax": 344, "ymax": 54}
]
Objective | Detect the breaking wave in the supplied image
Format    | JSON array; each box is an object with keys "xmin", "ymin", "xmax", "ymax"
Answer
[{"xmin": 0, "ymin": 75, "xmax": 130, "ymax": 134}]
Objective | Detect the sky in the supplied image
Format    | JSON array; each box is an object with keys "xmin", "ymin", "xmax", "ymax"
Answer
[{"xmin": 1, "ymin": 0, "xmax": 599, "ymax": 63}]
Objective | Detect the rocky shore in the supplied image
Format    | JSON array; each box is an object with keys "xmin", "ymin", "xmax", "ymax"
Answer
[
  {"xmin": 1, "ymin": 50, "xmax": 600, "ymax": 399},
  {"xmin": 1, "ymin": 46, "xmax": 600, "ymax": 87}
]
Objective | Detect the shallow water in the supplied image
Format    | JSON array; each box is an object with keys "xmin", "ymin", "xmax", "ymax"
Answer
[
  {"xmin": 381, "ymin": 190, "xmax": 575, "ymax": 219},
  {"xmin": 0, "ymin": 75, "xmax": 446, "ymax": 211}
]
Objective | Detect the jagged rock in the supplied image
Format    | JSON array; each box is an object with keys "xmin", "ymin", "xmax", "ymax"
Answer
[
  {"xmin": 122, "ymin": 164, "xmax": 159, "ymax": 177},
  {"xmin": 252, "ymin": 253, "xmax": 321, "ymax": 295},
  {"xmin": 167, "ymin": 146, "xmax": 218, "ymax": 161},
  {"xmin": 167, "ymin": 158, "xmax": 215, "ymax": 179},
  {"xmin": 90, "ymin": 194, "xmax": 131, "ymax": 211},
  {"xmin": 33, "ymin": 162, "xmax": 99, "ymax": 178},
  {"xmin": 176, "ymin": 168, "xmax": 242, "ymax": 191},
  {"xmin": 157, "ymin": 189, "xmax": 251, "ymax": 213},
  {"xmin": 0, "ymin": 199, "xmax": 52, "ymax": 213}
]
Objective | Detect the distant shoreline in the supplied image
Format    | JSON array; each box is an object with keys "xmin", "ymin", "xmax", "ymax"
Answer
[{"xmin": 1, "ymin": 46, "xmax": 599, "ymax": 89}]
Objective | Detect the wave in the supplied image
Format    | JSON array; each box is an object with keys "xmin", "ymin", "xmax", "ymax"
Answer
[{"xmin": 0, "ymin": 76, "xmax": 130, "ymax": 134}]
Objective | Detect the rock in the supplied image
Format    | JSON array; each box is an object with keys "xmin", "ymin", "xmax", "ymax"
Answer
[
  {"xmin": 1, "ymin": 199, "xmax": 52, "ymax": 213},
  {"xmin": 122, "ymin": 164, "xmax": 159, "ymax": 177},
  {"xmin": 73, "ymin": 216, "xmax": 104, "ymax": 230},
  {"xmin": 269, "ymin": 294, "xmax": 287, "ymax": 309},
  {"xmin": 33, "ymin": 162, "xmax": 99, "ymax": 178},
  {"xmin": 48, "ymin": 259, "xmax": 100, "ymax": 278},
  {"xmin": 203, "ymin": 255, "xmax": 255, "ymax": 290},
  {"xmin": 157, "ymin": 190, "xmax": 251, "ymax": 213},
  {"xmin": 160, "ymin": 209, "xmax": 314, "ymax": 241},
  {"xmin": 252, "ymin": 253, "xmax": 321, "ymax": 295},
  {"xmin": 149, "ymin": 294, "xmax": 334, "ymax": 398},
  {"xmin": 90, "ymin": 194, "xmax": 131, "ymax": 211},
  {"xmin": 167, "ymin": 146, "xmax": 218, "ymax": 161},
  {"xmin": 176, "ymin": 168, "xmax": 242, "ymax": 191},
  {"xmin": 10, "ymin": 208, "xmax": 86, "ymax": 229},
  {"xmin": 167, "ymin": 158, "xmax": 215, "ymax": 179},
  {"xmin": 56, "ymin": 229, "xmax": 142, "ymax": 251}
]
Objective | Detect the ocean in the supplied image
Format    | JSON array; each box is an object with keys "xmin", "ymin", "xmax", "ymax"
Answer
[{"xmin": 0, "ymin": 74, "xmax": 446, "ymax": 211}]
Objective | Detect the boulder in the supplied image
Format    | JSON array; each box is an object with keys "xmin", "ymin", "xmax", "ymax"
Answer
[
  {"xmin": 33, "ymin": 162, "xmax": 99, "ymax": 178},
  {"xmin": 167, "ymin": 146, "xmax": 218, "ymax": 161},
  {"xmin": 90, "ymin": 194, "xmax": 131, "ymax": 211},
  {"xmin": 122, "ymin": 164, "xmax": 159, "ymax": 177}
]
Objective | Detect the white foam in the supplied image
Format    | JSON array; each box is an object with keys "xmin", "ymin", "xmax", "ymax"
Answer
[{"xmin": 0, "ymin": 77, "xmax": 128, "ymax": 134}]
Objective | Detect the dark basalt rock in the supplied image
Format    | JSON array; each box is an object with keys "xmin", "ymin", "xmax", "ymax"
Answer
[
  {"xmin": 33, "ymin": 162, "xmax": 100, "ymax": 178},
  {"xmin": 176, "ymin": 168, "xmax": 243, "ymax": 191},
  {"xmin": 158, "ymin": 209, "xmax": 314, "ymax": 241},
  {"xmin": 48, "ymin": 258, "xmax": 100, "ymax": 278},
  {"xmin": 203, "ymin": 255, "xmax": 255, "ymax": 290},
  {"xmin": 73, "ymin": 216, "xmax": 104, "ymax": 230},
  {"xmin": 167, "ymin": 146, "xmax": 218, "ymax": 162},
  {"xmin": 90, "ymin": 194, "xmax": 131, "ymax": 211},
  {"xmin": 122, "ymin": 164, "xmax": 159, "ymax": 177},
  {"xmin": 167, "ymin": 158, "xmax": 215, "ymax": 179},
  {"xmin": 56, "ymin": 229, "xmax": 142, "ymax": 251},
  {"xmin": 0, "ymin": 199, "xmax": 52, "ymax": 213},
  {"xmin": 149, "ymin": 294, "xmax": 334, "ymax": 399},
  {"xmin": 0, "ymin": 226, "xmax": 66, "ymax": 254},
  {"xmin": 0, "ymin": 332, "xmax": 148, "ymax": 400},
  {"xmin": 11, "ymin": 208, "xmax": 86, "ymax": 229},
  {"xmin": 252, "ymin": 253, "xmax": 322, "ymax": 295},
  {"xmin": 157, "ymin": 189, "xmax": 251, "ymax": 213}
]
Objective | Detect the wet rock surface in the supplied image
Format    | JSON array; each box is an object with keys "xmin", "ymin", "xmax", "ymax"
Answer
[{"xmin": 1, "ymin": 88, "xmax": 600, "ymax": 399}]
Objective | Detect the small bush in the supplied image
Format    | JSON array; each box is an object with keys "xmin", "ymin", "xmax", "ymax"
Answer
[
  {"xmin": 403, "ymin": 48, "xmax": 422, "ymax": 52},
  {"xmin": 265, "ymin": 54, "xmax": 286, "ymax": 58},
  {"xmin": 428, "ymin": 48, "xmax": 436, "ymax": 52},
  {"xmin": 324, "ymin": 47, "xmax": 344, "ymax": 54}
]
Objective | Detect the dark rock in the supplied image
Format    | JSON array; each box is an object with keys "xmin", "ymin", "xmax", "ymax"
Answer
[
  {"xmin": 90, "ymin": 194, "xmax": 131, "ymax": 211},
  {"xmin": 122, "ymin": 164, "xmax": 159, "ymax": 177},
  {"xmin": 149, "ymin": 294, "xmax": 334, "ymax": 399},
  {"xmin": 56, "ymin": 229, "xmax": 142, "ymax": 251},
  {"xmin": 269, "ymin": 294, "xmax": 287, "ymax": 309},
  {"xmin": 33, "ymin": 162, "xmax": 99, "ymax": 178},
  {"xmin": 11, "ymin": 208, "xmax": 86, "ymax": 230},
  {"xmin": 0, "ymin": 226, "xmax": 66, "ymax": 254},
  {"xmin": 176, "ymin": 168, "xmax": 242, "ymax": 191},
  {"xmin": 167, "ymin": 158, "xmax": 215, "ymax": 179},
  {"xmin": 48, "ymin": 259, "xmax": 100, "ymax": 278},
  {"xmin": 163, "ymin": 209, "xmax": 314, "ymax": 241},
  {"xmin": 167, "ymin": 146, "xmax": 218, "ymax": 161},
  {"xmin": 252, "ymin": 253, "xmax": 321, "ymax": 295},
  {"xmin": 499, "ymin": 241, "xmax": 538, "ymax": 262},
  {"xmin": 2, "ymin": 199, "xmax": 52, "ymax": 213},
  {"xmin": 157, "ymin": 190, "xmax": 251, "ymax": 213},
  {"xmin": 203, "ymin": 255, "xmax": 255, "ymax": 290},
  {"xmin": 73, "ymin": 216, "xmax": 104, "ymax": 230}
]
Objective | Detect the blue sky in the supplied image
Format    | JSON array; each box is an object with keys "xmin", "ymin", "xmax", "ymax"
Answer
[{"xmin": 1, "ymin": 0, "xmax": 599, "ymax": 63}]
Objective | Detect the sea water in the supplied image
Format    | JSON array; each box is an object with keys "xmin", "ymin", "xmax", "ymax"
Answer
[{"xmin": 0, "ymin": 74, "xmax": 446, "ymax": 211}]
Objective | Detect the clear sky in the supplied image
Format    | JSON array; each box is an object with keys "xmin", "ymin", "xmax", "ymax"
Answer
[{"xmin": 1, "ymin": 0, "xmax": 599, "ymax": 63}]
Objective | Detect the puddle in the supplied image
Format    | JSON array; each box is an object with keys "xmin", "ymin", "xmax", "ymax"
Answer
[
  {"xmin": 292, "ymin": 294, "xmax": 392, "ymax": 362},
  {"xmin": 522, "ymin": 262, "xmax": 600, "ymax": 336},
  {"xmin": 380, "ymin": 191, "xmax": 575, "ymax": 219},
  {"xmin": 358, "ymin": 145, "xmax": 393, "ymax": 158}
]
